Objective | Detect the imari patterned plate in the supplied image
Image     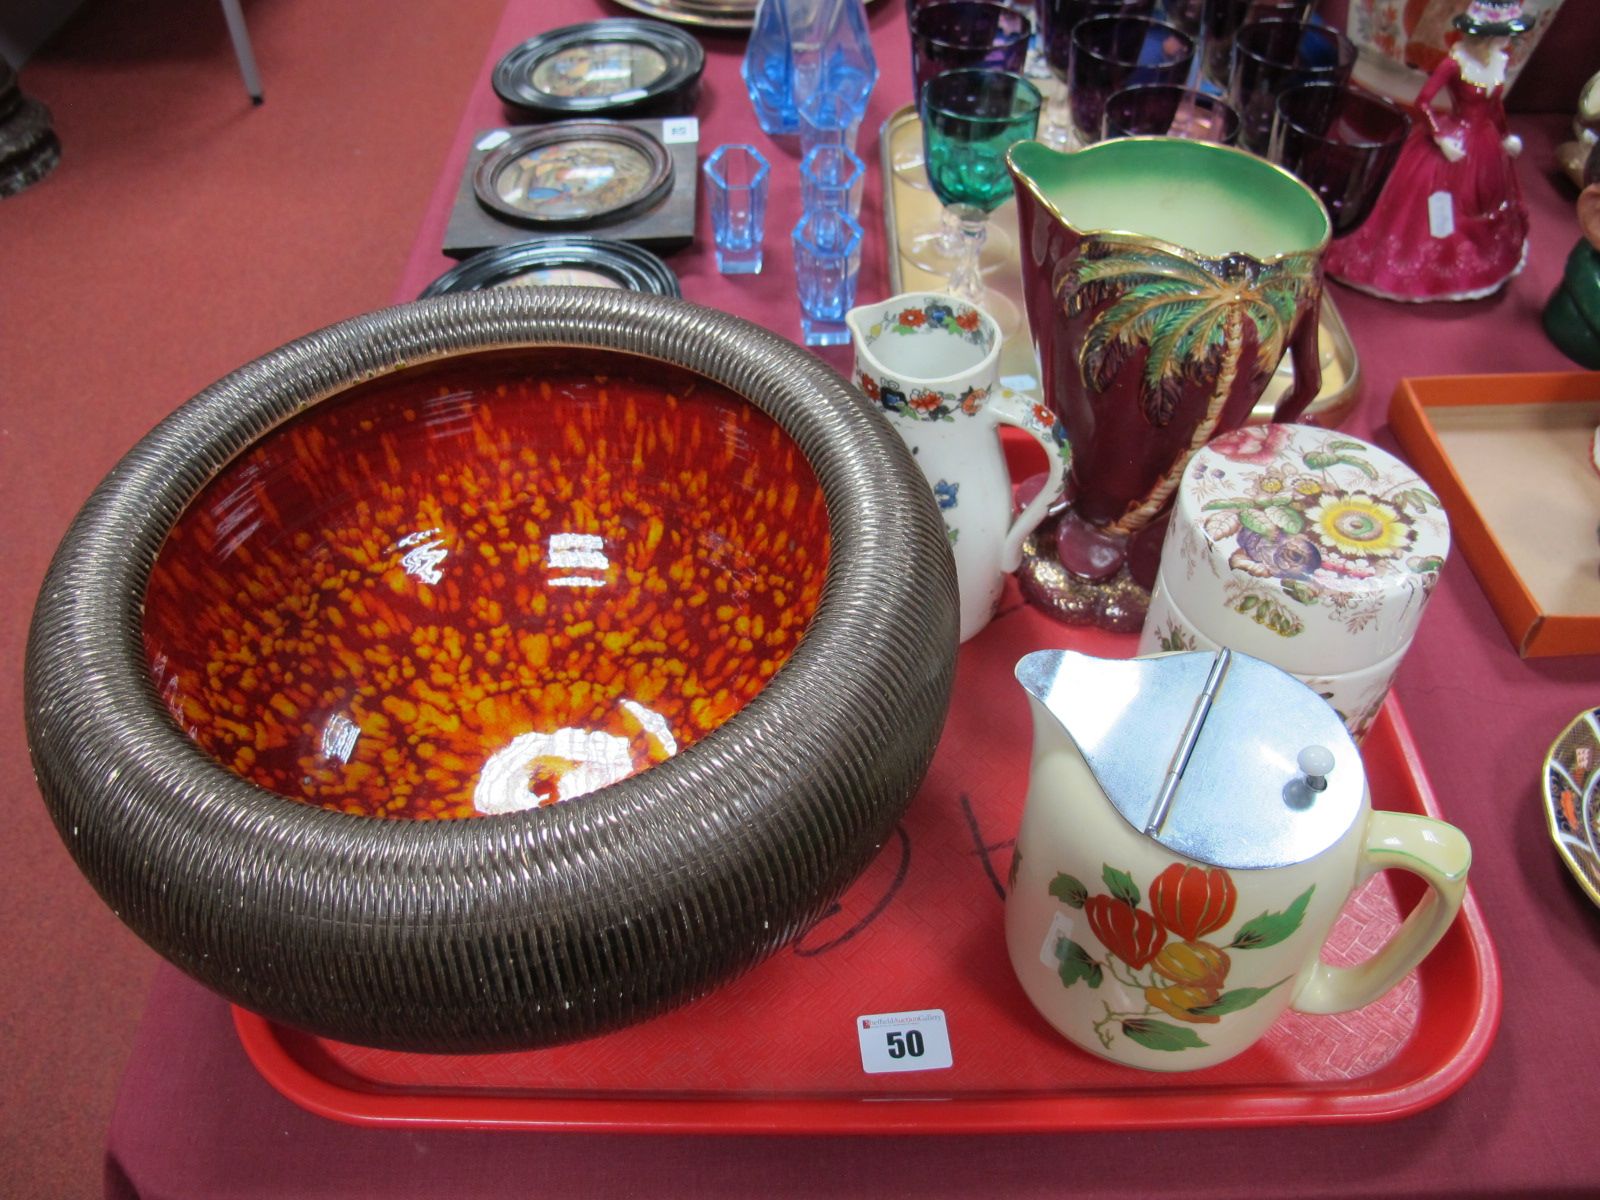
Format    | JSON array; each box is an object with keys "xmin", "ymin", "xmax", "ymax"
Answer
[{"xmin": 1544, "ymin": 706, "xmax": 1600, "ymax": 907}]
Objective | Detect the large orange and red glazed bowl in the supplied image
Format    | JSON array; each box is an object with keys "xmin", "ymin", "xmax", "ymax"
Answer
[{"xmin": 24, "ymin": 290, "xmax": 958, "ymax": 1052}]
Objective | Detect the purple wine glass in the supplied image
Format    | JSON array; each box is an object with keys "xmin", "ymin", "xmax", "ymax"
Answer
[
  {"xmin": 1270, "ymin": 81, "xmax": 1411, "ymax": 236},
  {"xmin": 1102, "ymin": 83, "xmax": 1240, "ymax": 143},
  {"xmin": 1199, "ymin": 0, "xmax": 1316, "ymax": 89},
  {"xmin": 1230, "ymin": 18, "xmax": 1357, "ymax": 154},
  {"xmin": 1037, "ymin": 0, "xmax": 1156, "ymax": 84},
  {"xmin": 1066, "ymin": 14, "xmax": 1194, "ymax": 148},
  {"xmin": 911, "ymin": 1, "xmax": 1034, "ymax": 93}
]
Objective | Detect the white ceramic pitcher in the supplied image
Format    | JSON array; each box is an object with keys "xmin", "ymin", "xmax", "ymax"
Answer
[{"xmin": 846, "ymin": 292, "xmax": 1068, "ymax": 641}]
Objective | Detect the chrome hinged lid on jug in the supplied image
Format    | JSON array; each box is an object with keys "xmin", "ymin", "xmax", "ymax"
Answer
[
  {"xmin": 1014, "ymin": 648, "xmax": 1365, "ymax": 870},
  {"xmin": 1006, "ymin": 647, "xmax": 1470, "ymax": 1071}
]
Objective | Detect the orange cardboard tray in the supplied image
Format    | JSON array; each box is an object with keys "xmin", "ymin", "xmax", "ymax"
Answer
[{"xmin": 1389, "ymin": 372, "xmax": 1600, "ymax": 658}]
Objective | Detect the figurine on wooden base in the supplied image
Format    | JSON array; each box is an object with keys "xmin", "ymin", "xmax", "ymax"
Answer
[{"xmin": 1323, "ymin": 0, "xmax": 1534, "ymax": 302}]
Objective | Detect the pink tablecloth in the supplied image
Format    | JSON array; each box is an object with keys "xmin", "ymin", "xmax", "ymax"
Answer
[{"xmin": 105, "ymin": 2, "xmax": 1600, "ymax": 1197}]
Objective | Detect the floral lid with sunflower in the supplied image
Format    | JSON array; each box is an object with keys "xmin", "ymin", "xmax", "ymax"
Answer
[{"xmin": 1163, "ymin": 424, "xmax": 1451, "ymax": 674}]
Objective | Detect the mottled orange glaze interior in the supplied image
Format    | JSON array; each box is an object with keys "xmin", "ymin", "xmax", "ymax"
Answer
[{"xmin": 142, "ymin": 349, "xmax": 830, "ymax": 819}]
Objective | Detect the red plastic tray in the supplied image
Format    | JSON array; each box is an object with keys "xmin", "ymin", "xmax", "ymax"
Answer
[{"xmin": 234, "ymin": 606, "xmax": 1500, "ymax": 1134}]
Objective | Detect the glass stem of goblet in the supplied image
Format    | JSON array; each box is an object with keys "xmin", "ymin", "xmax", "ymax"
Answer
[
  {"xmin": 1041, "ymin": 92, "xmax": 1073, "ymax": 149},
  {"xmin": 947, "ymin": 210, "xmax": 988, "ymax": 305},
  {"xmin": 938, "ymin": 205, "xmax": 964, "ymax": 254},
  {"xmin": 1022, "ymin": 39, "xmax": 1052, "ymax": 83}
]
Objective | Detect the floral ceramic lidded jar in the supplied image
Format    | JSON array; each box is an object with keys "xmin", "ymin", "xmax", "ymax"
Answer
[{"xmin": 1136, "ymin": 424, "xmax": 1449, "ymax": 741}]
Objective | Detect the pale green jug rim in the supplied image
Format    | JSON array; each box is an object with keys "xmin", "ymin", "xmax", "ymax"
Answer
[{"xmin": 1006, "ymin": 136, "xmax": 1332, "ymax": 263}]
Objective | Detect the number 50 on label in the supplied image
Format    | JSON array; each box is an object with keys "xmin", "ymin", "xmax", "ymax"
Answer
[{"xmin": 856, "ymin": 1009, "xmax": 954, "ymax": 1074}]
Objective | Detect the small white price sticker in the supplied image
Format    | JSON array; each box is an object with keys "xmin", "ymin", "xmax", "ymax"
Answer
[
  {"xmin": 660, "ymin": 117, "xmax": 699, "ymax": 144},
  {"xmin": 1039, "ymin": 910, "xmax": 1077, "ymax": 969},
  {"xmin": 856, "ymin": 1009, "xmax": 953, "ymax": 1075},
  {"xmin": 1427, "ymin": 190, "xmax": 1455, "ymax": 240}
]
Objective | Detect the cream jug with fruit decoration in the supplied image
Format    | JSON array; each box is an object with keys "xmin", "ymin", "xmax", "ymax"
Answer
[{"xmin": 1005, "ymin": 647, "xmax": 1470, "ymax": 1071}]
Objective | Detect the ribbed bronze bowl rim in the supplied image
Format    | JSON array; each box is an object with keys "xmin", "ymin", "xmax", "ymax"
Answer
[{"xmin": 24, "ymin": 289, "xmax": 958, "ymax": 1052}]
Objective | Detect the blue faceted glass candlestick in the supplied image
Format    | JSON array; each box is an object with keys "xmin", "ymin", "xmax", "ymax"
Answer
[
  {"xmin": 742, "ymin": 0, "xmax": 877, "ymax": 137},
  {"xmin": 703, "ymin": 144, "xmax": 771, "ymax": 275},
  {"xmin": 792, "ymin": 209, "xmax": 863, "ymax": 346}
]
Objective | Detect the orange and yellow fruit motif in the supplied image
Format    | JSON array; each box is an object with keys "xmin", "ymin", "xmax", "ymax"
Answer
[
  {"xmin": 143, "ymin": 349, "xmax": 830, "ymax": 820},
  {"xmin": 1046, "ymin": 861, "xmax": 1314, "ymax": 1054}
]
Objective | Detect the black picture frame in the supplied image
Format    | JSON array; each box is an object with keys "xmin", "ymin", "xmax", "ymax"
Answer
[
  {"xmin": 492, "ymin": 18, "xmax": 705, "ymax": 120},
  {"xmin": 472, "ymin": 119, "xmax": 675, "ymax": 230},
  {"xmin": 420, "ymin": 236, "xmax": 681, "ymax": 298},
  {"xmin": 444, "ymin": 116, "xmax": 698, "ymax": 258}
]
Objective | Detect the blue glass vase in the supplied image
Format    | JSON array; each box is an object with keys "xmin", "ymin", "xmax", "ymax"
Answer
[{"xmin": 741, "ymin": 0, "xmax": 878, "ymax": 137}]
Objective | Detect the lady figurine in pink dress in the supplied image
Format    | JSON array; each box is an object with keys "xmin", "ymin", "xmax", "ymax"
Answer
[{"xmin": 1324, "ymin": 0, "xmax": 1534, "ymax": 301}]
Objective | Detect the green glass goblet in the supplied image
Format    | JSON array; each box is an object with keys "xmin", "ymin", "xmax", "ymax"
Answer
[{"xmin": 921, "ymin": 67, "xmax": 1043, "ymax": 333}]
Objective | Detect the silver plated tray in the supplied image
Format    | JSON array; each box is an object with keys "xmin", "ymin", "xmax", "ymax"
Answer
[
  {"xmin": 610, "ymin": 0, "xmax": 758, "ymax": 33},
  {"xmin": 611, "ymin": 0, "xmax": 882, "ymax": 34}
]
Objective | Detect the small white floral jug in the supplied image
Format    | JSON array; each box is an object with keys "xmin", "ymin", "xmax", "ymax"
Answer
[{"xmin": 846, "ymin": 292, "xmax": 1068, "ymax": 641}]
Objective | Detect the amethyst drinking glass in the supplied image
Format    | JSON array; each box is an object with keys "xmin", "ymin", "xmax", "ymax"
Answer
[
  {"xmin": 1102, "ymin": 83, "xmax": 1240, "ymax": 143},
  {"xmin": 1199, "ymin": 0, "xmax": 1315, "ymax": 89},
  {"xmin": 1066, "ymin": 15, "xmax": 1195, "ymax": 148},
  {"xmin": 911, "ymin": 1, "xmax": 1034, "ymax": 93},
  {"xmin": 1036, "ymin": 2, "xmax": 1157, "ymax": 146},
  {"xmin": 1161, "ymin": 0, "xmax": 1205, "ymax": 38},
  {"xmin": 1230, "ymin": 18, "xmax": 1357, "ymax": 154},
  {"xmin": 1036, "ymin": 0, "xmax": 1155, "ymax": 85},
  {"xmin": 1270, "ymin": 81, "xmax": 1410, "ymax": 236}
]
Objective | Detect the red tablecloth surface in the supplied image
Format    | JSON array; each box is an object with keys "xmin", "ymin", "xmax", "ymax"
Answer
[{"xmin": 104, "ymin": 2, "xmax": 1600, "ymax": 1197}]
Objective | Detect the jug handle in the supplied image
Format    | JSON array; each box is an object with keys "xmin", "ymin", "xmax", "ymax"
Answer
[
  {"xmin": 1270, "ymin": 291, "xmax": 1324, "ymax": 425},
  {"xmin": 1291, "ymin": 811, "xmax": 1470, "ymax": 1015},
  {"xmin": 990, "ymin": 388, "xmax": 1068, "ymax": 572}
]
